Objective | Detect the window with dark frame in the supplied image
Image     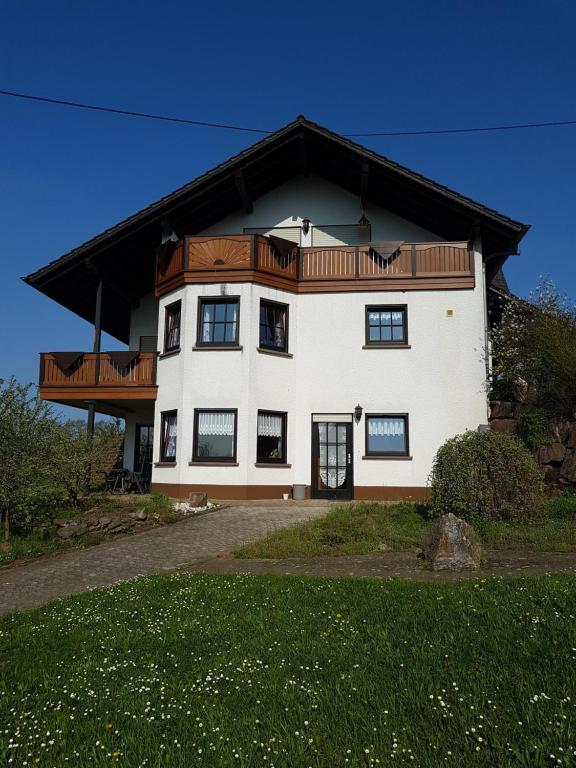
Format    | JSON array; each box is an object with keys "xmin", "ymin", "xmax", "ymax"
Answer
[
  {"xmin": 164, "ymin": 301, "xmax": 181, "ymax": 352},
  {"xmin": 365, "ymin": 415, "xmax": 409, "ymax": 456},
  {"xmin": 160, "ymin": 411, "xmax": 177, "ymax": 463},
  {"xmin": 193, "ymin": 409, "xmax": 237, "ymax": 462},
  {"xmin": 365, "ymin": 305, "xmax": 407, "ymax": 345},
  {"xmin": 257, "ymin": 411, "xmax": 287, "ymax": 463},
  {"xmin": 259, "ymin": 300, "xmax": 288, "ymax": 352},
  {"xmin": 197, "ymin": 298, "xmax": 239, "ymax": 346}
]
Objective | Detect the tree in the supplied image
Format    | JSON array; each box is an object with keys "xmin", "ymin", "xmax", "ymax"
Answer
[
  {"xmin": 50, "ymin": 418, "xmax": 124, "ymax": 503},
  {"xmin": 0, "ymin": 378, "xmax": 57, "ymax": 541},
  {"xmin": 490, "ymin": 280, "xmax": 576, "ymax": 419}
]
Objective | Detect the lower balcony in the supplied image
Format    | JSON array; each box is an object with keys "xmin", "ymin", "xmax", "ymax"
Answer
[{"xmin": 39, "ymin": 351, "xmax": 158, "ymax": 415}]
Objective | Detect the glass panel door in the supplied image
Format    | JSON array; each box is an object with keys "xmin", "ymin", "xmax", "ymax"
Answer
[
  {"xmin": 312, "ymin": 420, "xmax": 353, "ymax": 500},
  {"xmin": 135, "ymin": 424, "xmax": 154, "ymax": 488}
]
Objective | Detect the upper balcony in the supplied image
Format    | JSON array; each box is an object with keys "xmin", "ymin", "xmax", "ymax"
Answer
[
  {"xmin": 155, "ymin": 235, "xmax": 474, "ymax": 296},
  {"xmin": 39, "ymin": 351, "xmax": 158, "ymax": 411}
]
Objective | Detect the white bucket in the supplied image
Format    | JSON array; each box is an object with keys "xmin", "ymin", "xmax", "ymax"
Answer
[{"xmin": 282, "ymin": 493, "xmax": 290, "ymax": 501}]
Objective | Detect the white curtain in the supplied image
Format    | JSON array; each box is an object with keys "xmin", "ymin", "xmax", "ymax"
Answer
[
  {"xmin": 320, "ymin": 468, "xmax": 347, "ymax": 489},
  {"xmin": 163, "ymin": 414, "xmax": 177, "ymax": 458},
  {"xmin": 368, "ymin": 418, "xmax": 405, "ymax": 437},
  {"xmin": 198, "ymin": 411, "xmax": 235, "ymax": 436},
  {"xmin": 257, "ymin": 413, "xmax": 283, "ymax": 437}
]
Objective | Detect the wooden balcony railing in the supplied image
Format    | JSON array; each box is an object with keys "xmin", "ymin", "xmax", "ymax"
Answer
[
  {"xmin": 39, "ymin": 352, "xmax": 157, "ymax": 393},
  {"xmin": 155, "ymin": 235, "xmax": 473, "ymax": 293}
]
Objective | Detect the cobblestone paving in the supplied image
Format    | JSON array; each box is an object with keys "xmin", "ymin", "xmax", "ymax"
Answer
[{"xmin": 0, "ymin": 505, "xmax": 327, "ymax": 614}]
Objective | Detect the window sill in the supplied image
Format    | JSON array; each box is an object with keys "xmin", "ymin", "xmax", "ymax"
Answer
[
  {"xmin": 254, "ymin": 462, "xmax": 292, "ymax": 468},
  {"xmin": 362, "ymin": 344, "xmax": 411, "ymax": 350},
  {"xmin": 362, "ymin": 455, "xmax": 413, "ymax": 461},
  {"xmin": 257, "ymin": 347, "xmax": 293, "ymax": 359},
  {"xmin": 192, "ymin": 345, "xmax": 243, "ymax": 352},
  {"xmin": 188, "ymin": 461, "xmax": 240, "ymax": 467},
  {"xmin": 154, "ymin": 461, "xmax": 177, "ymax": 467},
  {"xmin": 158, "ymin": 348, "xmax": 180, "ymax": 359}
]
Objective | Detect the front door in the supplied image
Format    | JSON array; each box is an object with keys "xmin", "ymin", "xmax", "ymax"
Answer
[
  {"xmin": 311, "ymin": 418, "xmax": 353, "ymax": 500},
  {"xmin": 134, "ymin": 424, "xmax": 154, "ymax": 487}
]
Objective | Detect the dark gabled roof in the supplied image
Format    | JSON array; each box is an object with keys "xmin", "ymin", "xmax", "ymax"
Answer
[{"xmin": 23, "ymin": 116, "xmax": 530, "ymax": 341}]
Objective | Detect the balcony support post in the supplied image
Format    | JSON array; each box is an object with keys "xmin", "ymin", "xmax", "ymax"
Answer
[{"xmin": 86, "ymin": 278, "xmax": 103, "ymax": 445}]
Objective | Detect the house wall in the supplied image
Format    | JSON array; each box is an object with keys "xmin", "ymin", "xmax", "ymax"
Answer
[
  {"xmin": 150, "ymin": 257, "xmax": 486, "ymax": 499},
  {"xmin": 148, "ymin": 179, "xmax": 487, "ymax": 500},
  {"xmin": 128, "ymin": 292, "xmax": 159, "ymax": 351},
  {"xmin": 200, "ymin": 174, "xmax": 443, "ymax": 245}
]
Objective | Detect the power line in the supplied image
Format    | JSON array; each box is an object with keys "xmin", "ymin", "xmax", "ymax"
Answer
[
  {"xmin": 348, "ymin": 120, "xmax": 576, "ymax": 137},
  {"xmin": 0, "ymin": 89, "xmax": 272, "ymax": 134},
  {"xmin": 2, "ymin": 88, "xmax": 576, "ymax": 137}
]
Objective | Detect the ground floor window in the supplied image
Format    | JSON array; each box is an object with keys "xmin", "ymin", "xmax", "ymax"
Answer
[
  {"xmin": 257, "ymin": 411, "xmax": 287, "ymax": 463},
  {"xmin": 193, "ymin": 409, "xmax": 237, "ymax": 461},
  {"xmin": 160, "ymin": 411, "xmax": 177, "ymax": 462},
  {"xmin": 365, "ymin": 414, "xmax": 409, "ymax": 456}
]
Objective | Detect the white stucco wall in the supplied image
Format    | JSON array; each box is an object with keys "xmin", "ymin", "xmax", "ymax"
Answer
[
  {"xmin": 148, "ymin": 179, "xmax": 487, "ymax": 497},
  {"xmin": 200, "ymin": 174, "xmax": 443, "ymax": 245},
  {"xmin": 150, "ymin": 257, "xmax": 486, "ymax": 494},
  {"xmin": 129, "ymin": 293, "xmax": 159, "ymax": 350}
]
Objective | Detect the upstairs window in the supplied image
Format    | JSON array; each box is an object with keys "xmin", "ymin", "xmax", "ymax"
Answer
[
  {"xmin": 197, "ymin": 297, "xmax": 239, "ymax": 346},
  {"xmin": 193, "ymin": 409, "xmax": 237, "ymax": 462},
  {"xmin": 257, "ymin": 411, "xmax": 287, "ymax": 463},
  {"xmin": 365, "ymin": 305, "xmax": 407, "ymax": 345},
  {"xmin": 164, "ymin": 301, "xmax": 181, "ymax": 352},
  {"xmin": 259, "ymin": 300, "xmax": 288, "ymax": 353},
  {"xmin": 365, "ymin": 414, "xmax": 409, "ymax": 456},
  {"xmin": 160, "ymin": 410, "xmax": 177, "ymax": 462}
]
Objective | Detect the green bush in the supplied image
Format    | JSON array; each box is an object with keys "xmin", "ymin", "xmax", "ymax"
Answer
[
  {"xmin": 143, "ymin": 493, "xmax": 173, "ymax": 516},
  {"xmin": 546, "ymin": 493, "xmax": 576, "ymax": 519},
  {"xmin": 517, "ymin": 406, "xmax": 552, "ymax": 450},
  {"xmin": 11, "ymin": 481, "xmax": 69, "ymax": 536},
  {"xmin": 429, "ymin": 430, "xmax": 545, "ymax": 522}
]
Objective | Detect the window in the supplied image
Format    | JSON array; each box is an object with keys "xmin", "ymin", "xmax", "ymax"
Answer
[
  {"xmin": 197, "ymin": 298, "xmax": 239, "ymax": 346},
  {"xmin": 259, "ymin": 300, "xmax": 288, "ymax": 352},
  {"xmin": 193, "ymin": 409, "xmax": 237, "ymax": 462},
  {"xmin": 365, "ymin": 415, "xmax": 409, "ymax": 456},
  {"xmin": 257, "ymin": 411, "xmax": 287, "ymax": 463},
  {"xmin": 164, "ymin": 301, "xmax": 181, "ymax": 352},
  {"xmin": 365, "ymin": 305, "xmax": 407, "ymax": 345},
  {"xmin": 139, "ymin": 335, "xmax": 158, "ymax": 352},
  {"xmin": 160, "ymin": 411, "xmax": 177, "ymax": 463}
]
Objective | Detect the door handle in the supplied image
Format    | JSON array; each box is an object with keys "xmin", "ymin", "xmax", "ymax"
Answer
[{"xmin": 347, "ymin": 453, "xmax": 351, "ymax": 465}]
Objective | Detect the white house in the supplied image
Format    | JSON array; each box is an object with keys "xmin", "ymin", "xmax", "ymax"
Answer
[{"xmin": 25, "ymin": 117, "xmax": 529, "ymax": 501}]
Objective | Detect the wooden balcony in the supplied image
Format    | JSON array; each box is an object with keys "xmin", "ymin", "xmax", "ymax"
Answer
[
  {"xmin": 39, "ymin": 352, "xmax": 158, "ymax": 408},
  {"xmin": 156, "ymin": 235, "xmax": 474, "ymax": 295}
]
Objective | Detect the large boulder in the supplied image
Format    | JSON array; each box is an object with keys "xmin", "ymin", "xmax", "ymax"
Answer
[
  {"xmin": 490, "ymin": 401, "xmax": 518, "ymax": 420},
  {"xmin": 490, "ymin": 419, "xmax": 518, "ymax": 435},
  {"xmin": 424, "ymin": 513, "xmax": 482, "ymax": 571},
  {"xmin": 537, "ymin": 443, "xmax": 566, "ymax": 465},
  {"xmin": 560, "ymin": 450, "xmax": 576, "ymax": 483},
  {"xmin": 188, "ymin": 492, "xmax": 208, "ymax": 508}
]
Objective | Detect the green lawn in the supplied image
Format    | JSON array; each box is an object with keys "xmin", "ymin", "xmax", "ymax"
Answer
[
  {"xmin": 235, "ymin": 501, "xmax": 576, "ymax": 559},
  {"xmin": 1, "ymin": 573, "xmax": 576, "ymax": 766}
]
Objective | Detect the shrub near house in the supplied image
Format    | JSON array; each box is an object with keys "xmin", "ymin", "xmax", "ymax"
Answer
[{"xmin": 428, "ymin": 430, "xmax": 545, "ymax": 522}]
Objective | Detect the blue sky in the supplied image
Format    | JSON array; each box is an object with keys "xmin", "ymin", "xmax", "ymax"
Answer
[{"xmin": 1, "ymin": 0, "xmax": 575, "ymax": 394}]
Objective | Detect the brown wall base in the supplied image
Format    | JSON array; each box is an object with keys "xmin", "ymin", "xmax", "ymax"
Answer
[{"xmin": 152, "ymin": 483, "xmax": 430, "ymax": 502}]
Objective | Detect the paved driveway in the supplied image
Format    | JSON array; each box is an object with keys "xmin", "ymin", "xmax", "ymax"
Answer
[{"xmin": 0, "ymin": 504, "xmax": 327, "ymax": 615}]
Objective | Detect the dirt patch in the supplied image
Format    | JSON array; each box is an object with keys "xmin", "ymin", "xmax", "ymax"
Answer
[{"xmin": 182, "ymin": 550, "xmax": 576, "ymax": 581}]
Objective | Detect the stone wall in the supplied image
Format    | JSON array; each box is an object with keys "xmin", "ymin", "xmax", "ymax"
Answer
[{"xmin": 489, "ymin": 402, "xmax": 576, "ymax": 491}]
